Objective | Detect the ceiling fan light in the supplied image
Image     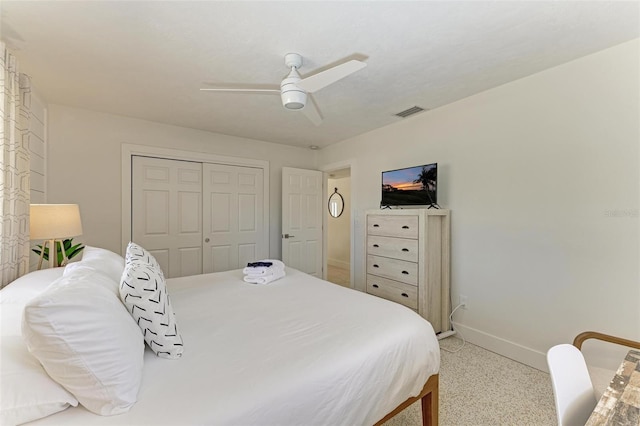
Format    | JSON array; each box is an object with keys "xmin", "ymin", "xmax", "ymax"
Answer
[{"xmin": 281, "ymin": 90, "xmax": 306, "ymax": 110}]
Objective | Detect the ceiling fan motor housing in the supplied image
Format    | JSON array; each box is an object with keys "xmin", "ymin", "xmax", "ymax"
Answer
[{"xmin": 281, "ymin": 68, "xmax": 306, "ymax": 110}]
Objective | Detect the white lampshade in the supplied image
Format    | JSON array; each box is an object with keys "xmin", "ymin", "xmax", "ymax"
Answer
[{"xmin": 30, "ymin": 204, "xmax": 83, "ymax": 240}]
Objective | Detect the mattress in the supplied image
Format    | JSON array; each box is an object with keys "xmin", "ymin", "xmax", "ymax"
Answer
[{"xmin": 24, "ymin": 267, "xmax": 440, "ymax": 425}]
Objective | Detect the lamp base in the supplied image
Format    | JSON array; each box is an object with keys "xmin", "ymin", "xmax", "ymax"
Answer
[{"xmin": 37, "ymin": 239, "xmax": 69, "ymax": 270}]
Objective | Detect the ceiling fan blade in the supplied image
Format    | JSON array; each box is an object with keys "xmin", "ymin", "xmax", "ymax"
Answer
[
  {"xmin": 200, "ymin": 83, "xmax": 280, "ymax": 94},
  {"xmin": 200, "ymin": 88, "xmax": 280, "ymax": 94},
  {"xmin": 302, "ymin": 95, "xmax": 323, "ymax": 126},
  {"xmin": 297, "ymin": 60, "xmax": 367, "ymax": 93}
]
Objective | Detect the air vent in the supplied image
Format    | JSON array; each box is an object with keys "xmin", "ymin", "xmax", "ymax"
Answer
[{"xmin": 395, "ymin": 106, "xmax": 426, "ymax": 118}]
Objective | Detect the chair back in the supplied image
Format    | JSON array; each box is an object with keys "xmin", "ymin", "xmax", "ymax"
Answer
[{"xmin": 547, "ymin": 344, "xmax": 598, "ymax": 426}]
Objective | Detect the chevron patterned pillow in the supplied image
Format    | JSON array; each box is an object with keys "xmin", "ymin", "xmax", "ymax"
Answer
[
  {"xmin": 119, "ymin": 245, "xmax": 183, "ymax": 359},
  {"xmin": 124, "ymin": 242, "xmax": 162, "ymax": 271}
]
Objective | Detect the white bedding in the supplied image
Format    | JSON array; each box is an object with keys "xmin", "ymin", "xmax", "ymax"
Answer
[{"xmin": 17, "ymin": 267, "xmax": 439, "ymax": 425}]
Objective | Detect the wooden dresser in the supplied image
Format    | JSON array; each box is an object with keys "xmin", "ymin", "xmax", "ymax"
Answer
[{"xmin": 366, "ymin": 209, "xmax": 451, "ymax": 333}]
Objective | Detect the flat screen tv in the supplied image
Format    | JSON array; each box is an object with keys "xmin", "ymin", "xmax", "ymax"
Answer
[{"xmin": 381, "ymin": 163, "xmax": 437, "ymax": 207}]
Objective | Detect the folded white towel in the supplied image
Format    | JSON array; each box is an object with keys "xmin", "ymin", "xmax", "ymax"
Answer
[
  {"xmin": 243, "ymin": 268, "xmax": 286, "ymax": 285},
  {"xmin": 242, "ymin": 259, "xmax": 285, "ymax": 276},
  {"xmin": 244, "ymin": 266, "xmax": 283, "ymax": 277}
]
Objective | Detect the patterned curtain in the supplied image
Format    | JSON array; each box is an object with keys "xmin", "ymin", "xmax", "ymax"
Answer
[{"xmin": 0, "ymin": 42, "xmax": 31, "ymax": 287}]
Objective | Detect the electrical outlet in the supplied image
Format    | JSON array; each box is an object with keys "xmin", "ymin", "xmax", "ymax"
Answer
[{"xmin": 459, "ymin": 295, "xmax": 468, "ymax": 309}]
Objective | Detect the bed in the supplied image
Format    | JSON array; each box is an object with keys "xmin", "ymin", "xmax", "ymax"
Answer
[{"xmin": 1, "ymin": 248, "xmax": 440, "ymax": 426}]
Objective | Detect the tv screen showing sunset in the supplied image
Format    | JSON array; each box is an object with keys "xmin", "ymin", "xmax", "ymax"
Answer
[{"xmin": 382, "ymin": 164, "xmax": 437, "ymax": 206}]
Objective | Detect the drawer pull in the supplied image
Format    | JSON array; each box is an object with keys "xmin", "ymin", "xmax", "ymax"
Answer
[
  {"xmin": 401, "ymin": 293, "xmax": 409, "ymax": 298},
  {"xmin": 373, "ymin": 264, "xmax": 379, "ymax": 268},
  {"xmin": 401, "ymin": 248, "xmax": 409, "ymax": 252},
  {"xmin": 402, "ymin": 225, "xmax": 410, "ymax": 229},
  {"xmin": 401, "ymin": 271, "xmax": 409, "ymax": 275},
  {"xmin": 372, "ymin": 284, "xmax": 379, "ymax": 288},
  {"xmin": 373, "ymin": 244, "xmax": 379, "ymax": 248},
  {"xmin": 373, "ymin": 224, "xmax": 380, "ymax": 227}
]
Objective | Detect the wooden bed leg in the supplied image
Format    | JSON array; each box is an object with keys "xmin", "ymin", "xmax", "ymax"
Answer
[
  {"xmin": 373, "ymin": 374, "xmax": 439, "ymax": 426},
  {"xmin": 421, "ymin": 375, "xmax": 439, "ymax": 426}
]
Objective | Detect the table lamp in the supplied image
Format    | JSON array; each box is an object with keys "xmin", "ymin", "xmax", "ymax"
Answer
[{"xmin": 30, "ymin": 204, "xmax": 83, "ymax": 269}]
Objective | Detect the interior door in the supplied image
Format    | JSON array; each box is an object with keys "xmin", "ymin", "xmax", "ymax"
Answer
[
  {"xmin": 281, "ymin": 167, "xmax": 323, "ymax": 276},
  {"xmin": 202, "ymin": 163, "xmax": 266, "ymax": 273},
  {"xmin": 132, "ymin": 156, "xmax": 203, "ymax": 278}
]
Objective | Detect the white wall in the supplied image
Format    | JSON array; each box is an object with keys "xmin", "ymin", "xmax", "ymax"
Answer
[
  {"xmin": 318, "ymin": 39, "xmax": 640, "ymax": 370},
  {"xmin": 327, "ymin": 176, "xmax": 351, "ymax": 268},
  {"xmin": 46, "ymin": 105, "xmax": 316, "ymax": 259}
]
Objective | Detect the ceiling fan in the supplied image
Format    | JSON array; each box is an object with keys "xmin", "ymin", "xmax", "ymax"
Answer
[{"xmin": 200, "ymin": 53, "xmax": 367, "ymax": 126}]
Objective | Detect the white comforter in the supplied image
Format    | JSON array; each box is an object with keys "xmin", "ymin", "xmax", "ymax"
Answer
[{"xmin": 29, "ymin": 267, "xmax": 439, "ymax": 425}]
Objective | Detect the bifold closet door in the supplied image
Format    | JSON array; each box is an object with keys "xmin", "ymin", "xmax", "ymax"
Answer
[
  {"xmin": 202, "ymin": 163, "xmax": 266, "ymax": 273},
  {"xmin": 132, "ymin": 156, "xmax": 203, "ymax": 278}
]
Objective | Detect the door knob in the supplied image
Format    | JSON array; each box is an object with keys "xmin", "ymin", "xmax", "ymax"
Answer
[
  {"xmin": 282, "ymin": 234, "xmax": 295, "ymax": 239},
  {"xmin": 204, "ymin": 238, "xmax": 210, "ymax": 243}
]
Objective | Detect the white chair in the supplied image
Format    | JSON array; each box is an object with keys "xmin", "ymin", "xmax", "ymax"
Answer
[{"xmin": 546, "ymin": 344, "xmax": 597, "ymax": 426}]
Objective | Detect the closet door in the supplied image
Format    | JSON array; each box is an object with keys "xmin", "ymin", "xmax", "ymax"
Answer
[
  {"xmin": 202, "ymin": 163, "xmax": 266, "ymax": 273},
  {"xmin": 132, "ymin": 156, "xmax": 203, "ymax": 278}
]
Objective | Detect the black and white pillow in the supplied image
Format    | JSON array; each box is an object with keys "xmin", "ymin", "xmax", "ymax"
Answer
[
  {"xmin": 125, "ymin": 242, "xmax": 161, "ymax": 271},
  {"xmin": 119, "ymin": 243, "xmax": 183, "ymax": 359}
]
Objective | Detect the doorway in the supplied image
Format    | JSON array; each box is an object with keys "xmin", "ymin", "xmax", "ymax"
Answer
[{"xmin": 326, "ymin": 168, "xmax": 351, "ymax": 288}]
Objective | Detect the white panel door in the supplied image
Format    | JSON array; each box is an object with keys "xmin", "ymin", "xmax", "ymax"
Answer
[
  {"xmin": 202, "ymin": 163, "xmax": 266, "ymax": 273},
  {"xmin": 282, "ymin": 167, "xmax": 323, "ymax": 276},
  {"xmin": 132, "ymin": 156, "xmax": 203, "ymax": 278}
]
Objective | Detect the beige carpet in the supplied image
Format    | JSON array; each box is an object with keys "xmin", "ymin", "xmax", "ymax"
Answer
[{"xmin": 383, "ymin": 337, "xmax": 557, "ymax": 426}]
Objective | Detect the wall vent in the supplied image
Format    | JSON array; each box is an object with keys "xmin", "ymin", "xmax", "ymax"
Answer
[{"xmin": 395, "ymin": 106, "xmax": 426, "ymax": 118}]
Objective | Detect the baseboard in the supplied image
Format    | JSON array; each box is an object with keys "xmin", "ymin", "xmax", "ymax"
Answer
[
  {"xmin": 452, "ymin": 322, "xmax": 548, "ymax": 372},
  {"xmin": 327, "ymin": 258, "xmax": 350, "ymax": 269}
]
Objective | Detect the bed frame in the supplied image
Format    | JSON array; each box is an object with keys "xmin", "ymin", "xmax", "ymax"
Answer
[{"xmin": 374, "ymin": 373, "xmax": 439, "ymax": 426}]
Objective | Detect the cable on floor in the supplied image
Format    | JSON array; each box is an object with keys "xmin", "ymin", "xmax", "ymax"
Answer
[{"xmin": 440, "ymin": 303, "xmax": 466, "ymax": 353}]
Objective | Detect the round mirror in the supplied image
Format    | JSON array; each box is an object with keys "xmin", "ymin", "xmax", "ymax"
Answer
[{"xmin": 328, "ymin": 188, "xmax": 344, "ymax": 218}]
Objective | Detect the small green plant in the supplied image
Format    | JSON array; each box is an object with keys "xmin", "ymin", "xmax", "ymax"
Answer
[{"xmin": 32, "ymin": 238, "xmax": 85, "ymax": 267}]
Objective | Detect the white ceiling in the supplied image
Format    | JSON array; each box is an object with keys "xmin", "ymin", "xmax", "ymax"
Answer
[{"xmin": 2, "ymin": 1, "xmax": 638, "ymax": 149}]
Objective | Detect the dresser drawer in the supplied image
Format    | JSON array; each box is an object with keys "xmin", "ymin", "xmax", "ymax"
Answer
[
  {"xmin": 367, "ymin": 255, "xmax": 418, "ymax": 285},
  {"xmin": 367, "ymin": 215, "xmax": 419, "ymax": 239},
  {"xmin": 367, "ymin": 235, "xmax": 419, "ymax": 262},
  {"xmin": 366, "ymin": 274, "xmax": 418, "ymax": 309}
]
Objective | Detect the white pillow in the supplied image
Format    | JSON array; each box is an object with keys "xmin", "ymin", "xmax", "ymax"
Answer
[
  {"xmin": 0, "ymin": 268, "xmax": 65, "ymax": 305},
  {"xmin": 1, "ymin": 336, "xmax": 78, "ymax": 425},
  {"xmin": 120, "ymin": 243, "xmax": 184, "ymax": 359},
  {"xmin": 22, "ymin": 268, "xmax": 145, "ymax": 416},
  {"xmin": 64, "ymin": 246, "xmax": 125, "ymax": 285},
  {"xmin": 1, "ymin": 269, "xmax": 78, "ymax": 426}
]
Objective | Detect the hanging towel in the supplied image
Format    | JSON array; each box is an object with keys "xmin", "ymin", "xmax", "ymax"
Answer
[
  {"xmin": 242, "ymin": 259, "xmax": 285, "ymax": 276},
  {"xmin": 243, "ymin": 268, "xmax": 286, "ymax": 285}
]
